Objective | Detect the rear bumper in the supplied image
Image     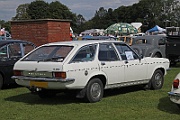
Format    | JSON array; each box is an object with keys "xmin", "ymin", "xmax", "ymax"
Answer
[
  {"xmin": 168, "ymin": 92, "xmax": 180, "ymax": 104},
  {"xmin": 11, "ymin": 76, "xmax": 75, "ymax": 82},
  {"xmin": 11, "ymin": 76, "xmax": 75, "ymax": 89}
]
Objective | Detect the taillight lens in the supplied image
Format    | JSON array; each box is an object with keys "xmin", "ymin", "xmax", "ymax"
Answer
[
  {"xmin": 13, "ymin": 70, "xmax": 22, "ymax": 76},
  {"xmin": 53, "ymin": 72, "xmax": 66, "ymax": 79},
  {"xmin": 173, "ymin": 79, "xmax": 179, "ymax": 88}
]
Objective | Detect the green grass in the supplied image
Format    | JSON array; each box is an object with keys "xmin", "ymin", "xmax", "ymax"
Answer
[{"xmin": 0, "ymin": 67, "xmax": 180, "ymax": 120}]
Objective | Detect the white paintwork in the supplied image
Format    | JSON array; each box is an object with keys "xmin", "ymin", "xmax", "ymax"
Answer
[
  {"xmin": 13, "ymin": 40, "xmax": 170, "ymax": 90},
  {"xmin": 124, "ymin": 58, "xmax": 147, "ymax": 82},
  {"xmin": 169, "ymin": 73, "xmax": 180, "ymax": 105}
]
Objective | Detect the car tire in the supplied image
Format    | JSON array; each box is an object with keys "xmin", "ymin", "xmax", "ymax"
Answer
[
  {"xmin": 150, "ymin": 70, "xmax": 164, "ymax": 90},
  {"xmin": 85, "ymin": 78, "xmax": 104, "ymax": 103},
  {"xmin": 0, "ymin": 74, "xmax": 3, "ymax": 89}
]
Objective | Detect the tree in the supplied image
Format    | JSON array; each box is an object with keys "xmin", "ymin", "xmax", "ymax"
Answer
[
  {"xmin": 49, "ymin": 1, "xmax": 72, "ymax": 19},
  {"xmin": 137, "ymin": 0, "xmax": 180, "ymax": 29},
  {"xmin": 91, "ymin": 7, "xmax": 109, "ymax": 29},
  {"xmin": 48, "ymin": 1, "xmax": 77, "ymax": 31},
  {"xmin": 161, "ymin": 0, "xmax": 180, "ymax": 27},
  {"xmin": 0, "ymin": 20, "xmax": 11, "ymax": 32},
  {"xmin": 12, "ymin": 3, "xmax": 30, "ymax": 20},
  {"xmin": 27, "ymin": 0, "xmax": 50, "ymax": 19},
  {"xmin": 76, "ymin": 14, "xmax": 86, "ymax": 25}
]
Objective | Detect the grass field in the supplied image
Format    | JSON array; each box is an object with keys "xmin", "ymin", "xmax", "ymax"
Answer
[{"xmin": 0, "ymin": 66, "xmax": 180, "ymax": 120}]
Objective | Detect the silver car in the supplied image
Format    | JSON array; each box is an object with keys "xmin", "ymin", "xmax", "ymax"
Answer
[{"xmin": 130, "ymin": 35, "xmax": 166, "ymax": 58}]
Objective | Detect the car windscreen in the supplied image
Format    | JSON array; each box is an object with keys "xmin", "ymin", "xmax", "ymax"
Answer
[{"xmin": 21, "ymin": 45, "xmax": 73, "ymax": 62}]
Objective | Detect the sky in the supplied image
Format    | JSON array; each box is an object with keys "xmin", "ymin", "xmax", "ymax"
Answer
[{"xmin": 0, "ymin": 0, "xmax": 139, "ymax": 21}]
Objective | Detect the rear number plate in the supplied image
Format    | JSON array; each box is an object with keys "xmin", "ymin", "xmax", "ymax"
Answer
[{"xmin": 30, "ymin": 81, "xmax": 48, "ymax": 88}]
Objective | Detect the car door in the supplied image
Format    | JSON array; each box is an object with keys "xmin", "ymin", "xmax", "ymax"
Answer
[
  {"xmin": 158, "ymin": 37, "xmax": 166, "ymax": 57},
  {"xmin": 114, "ymin": 43, "xmax": 148, "ymax": 82},
  {"xmin": 98, "ymin": 43, "xmax": 125, "ymax": 85},
  {"xmin": 0, "ymin": 42, "xmax": 35, "ymax": 84},
  {"xmin": 0, "ymin": 43, "xmax": 22, "ymax": 84},
  {"xmin": 67, "ymin": 44, "xmax": 100, "ymax": 86}
]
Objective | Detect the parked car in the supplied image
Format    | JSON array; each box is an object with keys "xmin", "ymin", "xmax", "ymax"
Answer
[
  {"xmin": 166, "ymin": 27, "xmax": 180, "ymax": 65},
  {"xmin": 130, "ymin": 35, "xmax": 167, "ymax": 58},
  {"xmin": 0, "ymin": 40, "xmax": 36, "ymax": 89},
  {"xmin": 168, "ymin": 72, "xmax": 180, "ymax": 108},
  {"xmin": 12, "ymin": 40, "xmax": 169, "ymax": 103}
]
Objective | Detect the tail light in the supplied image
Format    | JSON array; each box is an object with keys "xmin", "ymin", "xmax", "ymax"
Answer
[
  {"xmin": 13, "ymin": 70, "xmax": 22, "ymax": 76},
  {"xmin": 53, "ymin": 72, "xmax": 66, "ymax": 79},
  {"xmin": 173, "ymin": 79, "xmax": 179, "ymax": 88}
]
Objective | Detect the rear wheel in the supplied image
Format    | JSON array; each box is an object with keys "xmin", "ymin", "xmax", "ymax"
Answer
[
  {"xmin": 150, "ymin": 70, "xmax": 164, "ymax": 90},
  {"xmin": 85, "ymin": 78, "xmax": 104, "ymax": 103}
]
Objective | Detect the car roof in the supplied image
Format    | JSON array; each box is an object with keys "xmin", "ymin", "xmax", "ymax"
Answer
[
  {"xmin": 43, "ymin": 40, "xmax": 126, "ymax": 46},
  {"xmin": 82, "ymin": 36, "xmax": 117, "ymax": 40},
  {"xmin": 133, "ymin": 35, "xmax": 165, "ymax": 40},
  {"xmin": 0, "ymin": 39, "xmax": 35, "ymax": 47}
]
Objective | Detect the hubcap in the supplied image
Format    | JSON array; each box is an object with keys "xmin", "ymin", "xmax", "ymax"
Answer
[
  {"xmin": 90, "ymin": 83, "xmax": 101, "ymax": 99},
  {"xmin": 155, "ymin": 73, "xmax": 162, "ymax": 87}
]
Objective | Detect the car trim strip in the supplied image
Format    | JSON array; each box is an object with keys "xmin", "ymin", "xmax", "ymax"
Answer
[
  {"xmin": 105, "ymin": 79, "xmax": 150, "ymax": 89},
  {"xmin": 11, "ymin": 76, "xmax": 75, "ymax": 82}
]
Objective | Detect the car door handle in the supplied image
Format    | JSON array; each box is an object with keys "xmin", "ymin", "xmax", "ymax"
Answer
[
  {"xmin": 125, "ymin": 60, "xmax": 128, "ymax": 64},
  {"xmin": 101, "ymin": 62, "xmax": 106, "ymax": 65}
]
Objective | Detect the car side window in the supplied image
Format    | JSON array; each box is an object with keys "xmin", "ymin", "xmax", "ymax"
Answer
[
  {"xmin": 72, "ymin": 44, "xmax": 97, "ymax": 62},
  {"xmin": 135, "ymin": 39, "xmax": 147, "ymax": 44},
  {"xmin": 114, "ymin": 43, "xmax": 139, "ymax": 60},
  {"xmin": 158, "ymin": 38, "xmax": 166, "ymax": 45},
  {"xmin": 98, "ymin": 43, "xmax": 119, "ymax": 61},
  {"xmin": 8, "ymin": 43, "xmax": 21, "ymax": 58},
  {"xmin": 23, "ymin": 43, "xmax": 35, "ymax": 55},
  {"xmin": 0, "ymin": 45, "xmax": 8, "ymax": 59}
]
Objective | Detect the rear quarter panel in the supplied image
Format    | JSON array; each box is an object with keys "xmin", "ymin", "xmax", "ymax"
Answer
[
  {"xmin": 144, "ymin": 57, "xmax": 169, "ymax": 78},
  {"xmin": 171, "ymin": 73, "xmax": 180, "ymax": 93},
  {"xmin": 63, "ymin": 60, "xmax": 102, "ymax": 89}
]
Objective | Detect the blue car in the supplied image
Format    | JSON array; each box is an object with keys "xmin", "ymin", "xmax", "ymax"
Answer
[{"xmin": 0, "ymin": 39, "xmax": 36, "ymax": 89}]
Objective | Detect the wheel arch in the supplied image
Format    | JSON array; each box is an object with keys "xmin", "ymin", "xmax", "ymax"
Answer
[
  {"xmin": 156, "ymin": 67, "xmax": 165, "ymax": 75},
  {"xmin": 148, "ymin": 66, "xmax": 166, "ymax": 80},
  {"xmin": 152, "ymin": 51, "xmax": 163, "ymax": 58},
  {"xmin": 150, "ymin": 49, "xmax": 163, "ymax": 57},
  {"xmin": 89, "ymin": 74, "xmax": 107, "ymax": 88},
  {"xmin": 153, "ymin": 67, "xmax": 166, "ymax": 76}
]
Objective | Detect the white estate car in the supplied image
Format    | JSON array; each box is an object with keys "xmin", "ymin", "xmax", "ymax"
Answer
[
  {"xmin": 168, "ymin": 73, "xmax": 180, "ymax": 108},
  {"xmin": 12, "ymin": 40, "xmax": 170, "ymax": 103}
]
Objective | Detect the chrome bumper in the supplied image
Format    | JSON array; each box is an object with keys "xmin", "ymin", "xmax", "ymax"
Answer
[
  {"xmin": 168, "ymin": 92, "xmax": 180, "ymax": 97},
  {"xmin": 11, "ymin": 76, "xmax": 75, "ymax": 83}
]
